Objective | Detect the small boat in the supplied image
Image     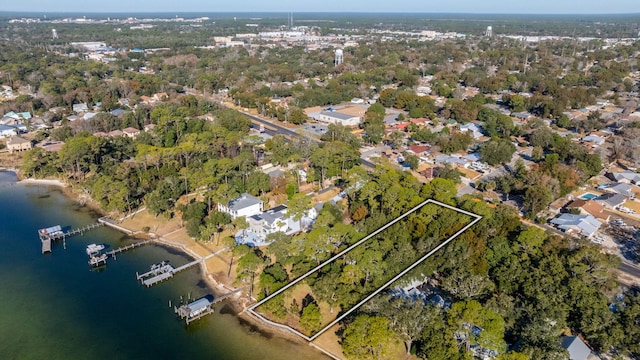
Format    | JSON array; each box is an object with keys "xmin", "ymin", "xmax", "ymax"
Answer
[{"xmin": 86, "ymin": 243, "xmax": 105, "ymax": 256}]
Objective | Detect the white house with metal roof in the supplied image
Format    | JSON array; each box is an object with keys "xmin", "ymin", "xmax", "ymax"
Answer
[
  {"xmin": 550, "ymin": 213, "xmax": 602, "ymax": 238},
  {"xmin": 312, "ymin": 110, "xmax": 361, "ymax": 126},
  {"xmin": 218, "ymin": 193, "xmax": 263, "ymax": 219}
]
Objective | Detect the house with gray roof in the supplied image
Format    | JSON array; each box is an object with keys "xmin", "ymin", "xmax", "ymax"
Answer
[
  {"xmin": 596, "ymin": 193, "xmax": 627, "ymax": 208},
  {"xmin": 72, "ymin": 103, "xmax": 89, "ymax": 113},
  {"xmin": 0, "ymin": 124, "xmax": 17, "ymax": 138},
  {"xmin": 611, "ymin": 171, "xmax": 640, "ymax": 185},
  {"xmin": 460, "ymin": 123, "xmax": 484, "ymax": 139},
  {"xmin": 218, "ymin": 193, "xmax": 263, "ymax": 219},
  {"xmin": 561, "ymin": 336, "xmax": 591, "ymax": 360},
  {"xmin": 550, "ymin": 213, "xmax": 602, "ymax": 238},
  {"xmin": 604, "ymin": 182, "xmax": 635, "ymax": 198},
  {"xmin": 435, "ymin": 154, "xmax": 470, "ymax": 168}
]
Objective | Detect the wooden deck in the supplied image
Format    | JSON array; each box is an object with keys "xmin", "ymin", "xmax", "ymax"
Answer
[{"xmin": 41, "ymin": 238, "xmax": 51, "ymax": 254}]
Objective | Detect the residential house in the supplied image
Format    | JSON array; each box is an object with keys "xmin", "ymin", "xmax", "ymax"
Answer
[
  {"xmin": 236, "ymin": 204, "xmax": 317, "ymax": 247},
  {"xmin": 83, "ymin": 112, "xmax": 97, "ymax": 121},
  {"xmin": 596, "ymin": 193, "xmax": 627, "ymax": 209},
  {"xmin": 36, "ymin": 141, "xmax": 64, "ymax": 152},
  {"xmin": 550, "ymin": 213, "xmax": 602, "ymax": 238},
  {"xmin": 435, "ymin": 154, "xmax": 470, "ymax": 168},
  {"xmin": 247, "ymin": 205, "xmax": 291, "ymax": 237},
  {"xmin": 561, "ymin": 336, "xmax": 592, "ymax": 360},
  {"xmin": 153, "ymin": 92, "xmax": 168, "ymax": 102},
  {"xmin": 111, "ymin": 109, "xmax": 127, "ymax": 117},
  {"xmin": 144, "ymin": 123, "xmax": 157, "ymax": 132},
  {"xmin": 604, "ymin": 182, "xmax": 635, "ymax": 198},
  {"xmin": 460, "ymin": 123, "xmax": 484, "ymax": 139},
  {"xmin": 30, "ymin": 117, "xmax": 49, "ymax": 130},
  {"xmin": 6, "ymin": 136, "xmax": 32, "ymax": 153},
  {"xmin": 407, "ymin": 144, "xmax": 430, "ymax": 156},
  {"xmin": 566, "ymin": 199, "xmax": 610, "ymax": 223},
  {"xmin": 0, "ymin": 116, "xmax": 14, "ymax": 125},
  {"xmin": 4, "ymin": 111, "xmax": 31, "ymax": 121},
  {"xmin": 72, "ymin": 103, "xmax": 89, "ymax": 113},
  {"xmin": 611, "ymin": 171, "xmax": 640, "ymax": 185},
  {"xmin": 123, "ymin": 127, "xmax": 141, "ymax": 139},
  {"xmin": 512, "ymin": 111, "xmax": 533, "ymax": 121},
  {"xmin": 0, "ymin": 124, "xmax": 17, "ymax": 138},
  {"xmin": 108, "ymin": 130, "xmax": 124, "ymax": 137},
  {"xmin": 582, "ymin": 135, "xmax": 605, "ymax": 147},
  {"xmin": 218, "ymin": 193, "xmax": 263, "ymax": 219}
]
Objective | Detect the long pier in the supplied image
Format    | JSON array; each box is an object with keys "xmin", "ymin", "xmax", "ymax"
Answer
[
  {"xmin": 106, "ymin": 240, "xmax": 153, "ymax": 259},
  {"xmin": 39, "ymin": 222, "xmax": 105, "ymax": 254},
  {"xmin": 137, "ymin": 249, "xmax": 226, "ymax": 288}
]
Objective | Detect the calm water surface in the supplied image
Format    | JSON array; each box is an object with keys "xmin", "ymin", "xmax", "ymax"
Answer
[{"xmin": 0, "ymin": 171, "xmax": 325, "ymax": 360}]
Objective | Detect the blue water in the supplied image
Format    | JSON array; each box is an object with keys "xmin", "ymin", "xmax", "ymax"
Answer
[
  {"xmin": 0, "ymin": 171, "xmax": 325, "ymax": 360},
  {"xmin": 579, "ymin": 192, "xmax": 598, "ymax": 200}
]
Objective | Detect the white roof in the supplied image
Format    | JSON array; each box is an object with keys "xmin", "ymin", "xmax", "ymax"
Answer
[{"xmin": 227, "ymin": 193, "xmax": 262, "ymax": 211}]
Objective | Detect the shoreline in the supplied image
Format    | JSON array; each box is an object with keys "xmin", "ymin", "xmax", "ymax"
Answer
[
  {"xmin": 12, "ymin": 176, "xmax": 333, "ymax": 358},
  {"xmin": 18, "ymin": 178, "xmax": 68, "ymax": 188}
]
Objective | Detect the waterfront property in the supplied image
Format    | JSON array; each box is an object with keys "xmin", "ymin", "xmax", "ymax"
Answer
[
  {"xmin": 218, "ymin": 193, "xmax": 263, "ymax": 219},
  {"xmin": 175, "ymin": 295, "xmax": 215, "ymax": 325}
]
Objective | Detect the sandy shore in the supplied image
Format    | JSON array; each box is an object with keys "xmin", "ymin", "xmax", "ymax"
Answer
[
  {"xmin": 18, "ymin": 178, "xmax": 67, "ymax": 187},
  {"xmin": 18, "ymin": 176, "xmax": 335, "ymax": 358}
]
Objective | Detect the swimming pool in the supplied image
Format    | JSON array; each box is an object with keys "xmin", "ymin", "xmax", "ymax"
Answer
[{"xmin": 579, "ymin": 193, "xmax": 599, "ymax": 200}]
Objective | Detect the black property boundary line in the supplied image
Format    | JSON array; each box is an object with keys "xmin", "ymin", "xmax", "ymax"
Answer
[{"xmin": 247, "ymin": 199, "xmax": 482, "ymax": 341}]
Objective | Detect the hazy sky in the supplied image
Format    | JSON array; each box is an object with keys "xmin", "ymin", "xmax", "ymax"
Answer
[{"xmin": 2, "ymin": 0, "xmax": 640, "ymax": 14}]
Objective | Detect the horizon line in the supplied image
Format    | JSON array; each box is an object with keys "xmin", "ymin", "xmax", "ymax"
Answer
[{"xmin": 1, "ymin": 11, "xmax": 639, "ymax": 16}]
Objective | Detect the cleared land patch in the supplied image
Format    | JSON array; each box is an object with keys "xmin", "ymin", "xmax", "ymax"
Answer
[{"xmin": 248, "ymin": 199, "xmax": 482, "ymax": 341}]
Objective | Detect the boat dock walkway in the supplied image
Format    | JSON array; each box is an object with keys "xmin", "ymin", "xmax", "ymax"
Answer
[
  {"xmin": 138, "ymin": 248, "xmax": 226, "ymax": 287},
  {"xmin": 106, "ymin": 240, "xmax": 153, "ymax": 259},
  {"xmin": 40, "ymin": 222, "xmax": 105, "ymax": 254}
]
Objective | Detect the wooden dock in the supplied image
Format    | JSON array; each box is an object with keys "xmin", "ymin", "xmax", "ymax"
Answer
[
  {"xmin": 41, "ymin": 238, "xmax": 51, "ymax": 254},
  {"xmin": 88, "ymin": 254, "xmax": 108, "ymax": 267},
  {"xmin": 137, "ymin": 249, "xmax": 225, "ymax": 288},
  {"xmin": 39, "ymin": 222, "xmax": 105, "ymax": 254},
  {"xmin": 137, "ymin": 261, "xmax": 176, "ymax": 287},
  {"xmin": 174, "ymin": 289, "xmax": 243, "ymax": 325},
  {"xmin": 106, "ymin": 240, "xmax": 153, "ymax": 259}
]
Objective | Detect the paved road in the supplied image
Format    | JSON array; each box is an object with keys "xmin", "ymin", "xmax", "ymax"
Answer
[
  {"xmin": 240, "ymin": 111, "xmax": 376, "ymax": 169},
  {"xmin": 240, "ymin": 111, "xmax": 305, "ymax": 139},
  {"xmin": 620, "ymin": 260, "xmax": 640, "ymax": 279}
]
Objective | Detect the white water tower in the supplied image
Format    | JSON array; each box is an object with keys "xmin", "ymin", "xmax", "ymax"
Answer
[
  {"xmin": 52, "ymin": 29, "xmax": 58, "ymax": 39},
  {"xmin": 485, "ymin": 26, "xmax": 493, "ymax": 37},
  {"xmin": 335, "ymin": 49, "xmax": 343, "ymax": 67}
]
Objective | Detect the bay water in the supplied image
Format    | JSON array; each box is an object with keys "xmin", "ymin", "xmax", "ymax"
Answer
[{"xmin": 0, "ymin": 171, "xmax": 325, "ymax": 360}]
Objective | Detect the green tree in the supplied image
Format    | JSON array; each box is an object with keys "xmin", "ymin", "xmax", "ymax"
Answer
[
  {"xmin": 342, "ymin": 315, "xmax": 397, "ymax": 360},
  {"xmin": 523, "ymin": 184, "xmax": 553, "ymax": 217},
  {"xmin": 404, "ymin": 153, "xmax": 419, "ymax": 170},
  {"xmin": 479, "ymin": 139, "xmax": 516, "ymax": 166},
  {"xmin": 448, "ymin": 300, "xmax": 506, "ymax": 353},
  {"xmin": 299, "ymin": 302, "xmax": 323, "ymax": 334}
]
